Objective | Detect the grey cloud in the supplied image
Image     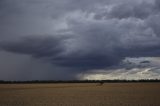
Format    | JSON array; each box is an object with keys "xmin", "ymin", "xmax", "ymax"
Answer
[
  {"xmin": 78, "ymin": 57, "xmax": 160, "ymax": 80},
  {"xmin": 0, "ymin": 0, "xmax": 160, "ymax": 80},
  {"xmin": 155, "ymin": 0, "xmax": 160, "ymax": 9},
  {"xmin": 0, "ymin": 35, "xmax": 65, "ymax": 58},
  {"xmin": 108, "ymin": 1, "xmax": 155, "ymax": 19},
  {"xmin": 0, "ymin": 34, "xmax": 122, "ymax": 70},
  {"xmin": 93, "ymin": 0, "xmax": 159, "ymax": 20},
  {"xmin": 147, "ymin": 14, "xmax": 160, "ymax": 36}
]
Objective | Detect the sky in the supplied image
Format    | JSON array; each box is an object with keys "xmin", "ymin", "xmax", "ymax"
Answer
[{"xmin": 0, "ymin": 0, "xmax": 160, "ymax": 80}]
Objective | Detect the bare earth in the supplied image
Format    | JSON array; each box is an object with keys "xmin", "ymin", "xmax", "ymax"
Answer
[{"xmin": 0, "ymin": 83, "xmax": 160, "ymax": 106}]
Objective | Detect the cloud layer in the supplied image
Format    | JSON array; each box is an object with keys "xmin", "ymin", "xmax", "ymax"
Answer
[
  {"xmin": 78, "ymin": 57, "xmax": 160, "ymax": 80},
  {"xmin": 0, "ymin": 0, "xmax": 160, "ymax": 80}
]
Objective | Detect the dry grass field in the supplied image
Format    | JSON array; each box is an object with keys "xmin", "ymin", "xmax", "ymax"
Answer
[{"xmin": 0, "ymin": 83, "xmax": 160, "ymax": 106}]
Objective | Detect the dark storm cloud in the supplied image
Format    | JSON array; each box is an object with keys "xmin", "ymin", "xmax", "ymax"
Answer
[
  {"xmin": 0, "ymin": 35, "xmax": 122, "ymax": 69},
  {"xmin": 107, "ymin": 2, "xmax": 153, "ymax": 19},
  {"xmin": 0, "ymin": 0, "xmax": 160, "ymax": 80},
  {"xmin": 0, "ymin": 35, "xmax": 64, "ymax": 58}
]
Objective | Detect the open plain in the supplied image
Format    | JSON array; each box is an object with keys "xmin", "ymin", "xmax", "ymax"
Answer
[{"xmin": 0, "ymin": 83, "xmax": 160, "ymax": 106}]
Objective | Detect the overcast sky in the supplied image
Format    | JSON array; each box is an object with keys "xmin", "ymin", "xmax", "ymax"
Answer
[{"xmin": 0, "ymin": 0, "xmax": 160, "ymax": 80}]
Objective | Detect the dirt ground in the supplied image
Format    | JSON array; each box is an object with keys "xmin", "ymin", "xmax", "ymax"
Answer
[{"xmin": 0, "ymin": 83, "xmax": 160, "ymax": 106}]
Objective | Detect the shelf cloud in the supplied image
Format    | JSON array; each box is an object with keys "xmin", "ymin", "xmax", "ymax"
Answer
[{"xmin": 0, "ymin": 0, "xmax": 160, "ymax": 80}]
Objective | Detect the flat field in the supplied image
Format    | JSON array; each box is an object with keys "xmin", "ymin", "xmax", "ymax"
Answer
[{"xmin": 0, "ymin": 83, "xmax": 160, "ymax": 106}]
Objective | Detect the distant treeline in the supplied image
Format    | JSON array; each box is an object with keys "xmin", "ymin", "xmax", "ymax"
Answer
[{"xmin": 0, "ymin": 79, "xmax": 160, "ymax": 84}]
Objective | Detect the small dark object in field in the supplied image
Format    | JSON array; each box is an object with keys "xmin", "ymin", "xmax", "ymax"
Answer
[{"xmin": 97, "ymin": 82, "xmax": 104, "ymax": 86}]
